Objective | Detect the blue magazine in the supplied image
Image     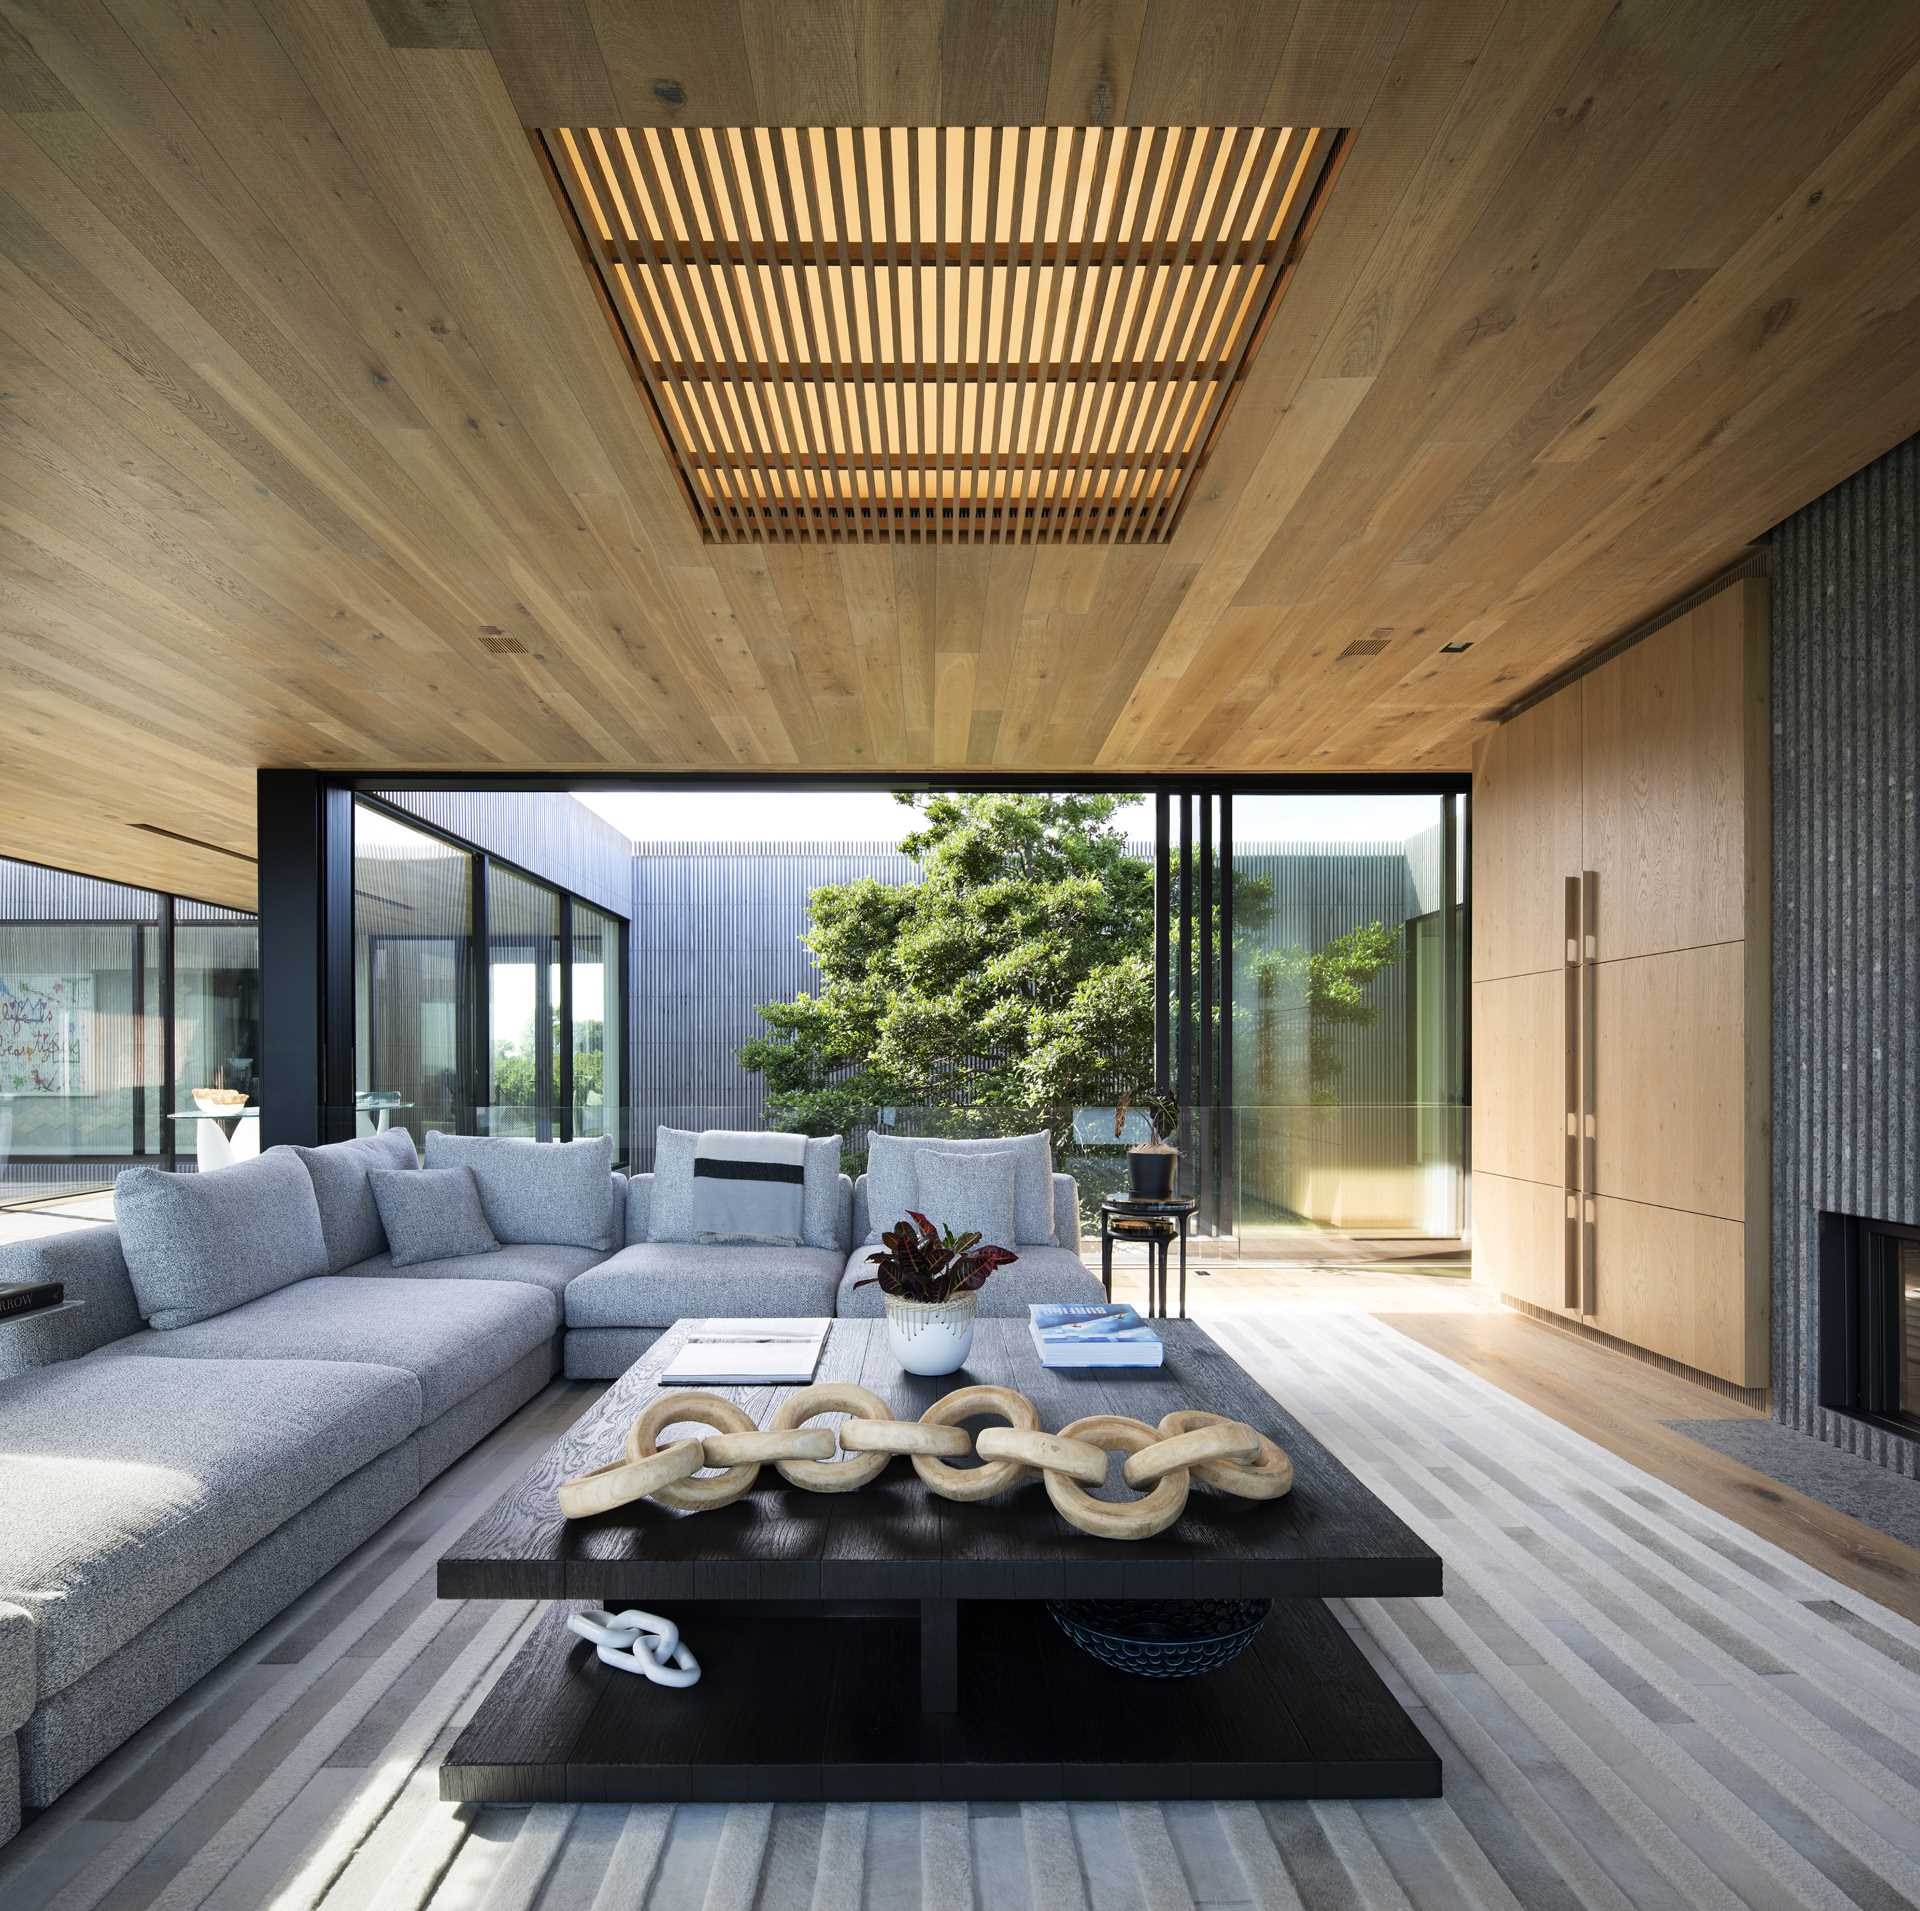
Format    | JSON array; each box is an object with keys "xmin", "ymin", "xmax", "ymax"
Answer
[{"xmin": 1029, "ymin": 1302, "xmax": 1164, "ymax": 1367}]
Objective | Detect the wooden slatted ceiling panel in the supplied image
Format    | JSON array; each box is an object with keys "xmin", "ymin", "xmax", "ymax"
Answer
[{"xmin": 543, "ymin": 124, "xmax": 1341, "ymax": 543}]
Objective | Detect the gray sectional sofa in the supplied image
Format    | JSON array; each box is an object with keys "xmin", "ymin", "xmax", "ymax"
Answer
[
  {"xmin": 562, "ymin": 1161, "xmax": 1097, "ymax": 1377},
  {"xmin": 0, "ymin": 1126, "xmax": 1103, "ymax": 1843}
]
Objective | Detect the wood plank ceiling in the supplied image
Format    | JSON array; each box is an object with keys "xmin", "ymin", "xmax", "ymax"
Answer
[{"xmin": 3, "ymin": 0, "xmax": 1920, "ymax": 908}]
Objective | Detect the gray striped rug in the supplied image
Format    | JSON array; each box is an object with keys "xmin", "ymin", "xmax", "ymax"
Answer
[{"xmin": 4, "ymin": 1310, "xmax": 1920, "ymax": 1910}]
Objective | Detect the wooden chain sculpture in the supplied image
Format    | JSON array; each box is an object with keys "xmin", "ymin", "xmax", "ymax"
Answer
[{"xmin": 557, "ymin": 1385, "xmax": 1293, "ymax": 1541}]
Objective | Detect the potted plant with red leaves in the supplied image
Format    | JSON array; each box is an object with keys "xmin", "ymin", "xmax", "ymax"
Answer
[{"xmin": 856, "ymin": 1210, "xmax": 1019, "ymax": 1375}]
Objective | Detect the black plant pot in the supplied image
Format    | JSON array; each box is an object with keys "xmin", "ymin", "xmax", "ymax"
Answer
[{"xmin": 1127, "ymin": 1149, "xmax": 1176, "ymax": 1199}]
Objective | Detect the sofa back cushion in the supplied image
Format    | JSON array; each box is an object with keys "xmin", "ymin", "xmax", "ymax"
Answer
[
  {"xmin": 114, "ymin": 1152, "xmax": 330, "ymax": 1329},
  {"xmin": 864, "ymin": 1131, "xmax": 1057, "ymax": 1244},
  {"xmin": 422, "ymin": 1132, "xmax": 617, "ymax": 1250},
  {"xmin": 0, "ymin": 1225, "xmax": 145, "ymax": 1378},
  {"xmin": 369, "ymin": 1165, "xmax": 500, "ymax": 1266},
  {"xmin": 291, "ymin": 1127, "xmax": 419, "ymax": 1273},
  {"xmin": 649, "ymin": 1127, "xmax": 845, "ymax": 1251},
  {"xmin": 911, "ymin": 1147, "xmax": 1018, "ymax": 1250}
]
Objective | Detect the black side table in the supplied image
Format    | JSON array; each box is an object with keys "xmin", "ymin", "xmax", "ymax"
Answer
[{"xmin": 1098, "ymin": 1194, "xmax": 1199, "ymax": 1319}]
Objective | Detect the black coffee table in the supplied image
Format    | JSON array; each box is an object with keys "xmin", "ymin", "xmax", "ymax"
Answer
[{"xmin": 439, "ymin": 1316, "xmax": 1441, "ymax": 1804}]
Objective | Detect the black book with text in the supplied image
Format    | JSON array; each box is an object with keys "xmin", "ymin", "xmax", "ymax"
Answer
[{"xmin": 0, "ymin": 1280, "xmax": 64, "ymax": 1319}]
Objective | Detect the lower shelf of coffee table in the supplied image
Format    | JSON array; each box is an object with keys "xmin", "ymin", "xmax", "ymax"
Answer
[{"xmin": 442, "ymin": 1597, "xmax": 1439, "ymax": 1803}]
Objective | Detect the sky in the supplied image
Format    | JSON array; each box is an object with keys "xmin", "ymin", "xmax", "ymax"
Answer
[{"xmin": 572, "ymin": 789, "xmax": 1446, "ymax": 847}]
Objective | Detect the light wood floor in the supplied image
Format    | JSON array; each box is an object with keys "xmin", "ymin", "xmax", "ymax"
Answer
[
  {"xmin": 1382, "ymin": 1309, "xmax": 1920, "ymax": 1630},
  {"xmin": 10, "ymin": 1304, "xmax": 1920, "ymax": 1909},
  {"xmin": 1087, "ymin": 1233, "xmax": 1920, "ymax": 1631}
]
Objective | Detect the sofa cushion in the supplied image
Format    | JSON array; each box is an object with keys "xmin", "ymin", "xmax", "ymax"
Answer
[
  {"xmin": 114, "ymin": 1151, "xmax": 330, "ymax": 1329},
  {"xmin": 650, "ymin": 1129, "xmax": 845, "ymax": 1251},
  {"xmin": 0, "ymin": 1354, "xmax": 417, "ymax": 1697},
  {"xmin": 912, "ymin": 1147, "xmax": 1018, "ymax": 1249},
  {"xmin": 1052, "ymin": 1172, "xmax": 1083, "ymax": 1252},
  {"xmin": 625, "ymin": 1171, "xmax": 653, "ymax": 1244},
  {"xmin": 96, "ymin": 1275, "xmax": 556, "ymax": 1420},
  {"xmin": 855, "ymin": 1167, "xmax": 1081, "ymax": 1250},
  {"xmin": 345, "ymin": 1241, "xmax": 604, "ymax": 1300},
  {"xmin": 566, "ymin": 1242, "xmax": 843, "ymax": 1330},
  {"xmin": 0, "ymin": 1601, "xmax": 32, "ymax": 1736},
  {"xmin": 837, "ymin": 1243, "xmax": 1103, "ymax": 1318},
  {"xmin": 864, "ymin": 1132, "xmax": 1056, "ymax": 1245},
  {"xmin": 370, "ymin": 1166, "xmax": 499, "ymax": 1267},
  {"xmin": 291, "ymin": 1128, "xmax": 419, "ymax": 1273},
  {"xmin": 422, "ymin": 1133, "xmax": 616, "ymax": 1250},
  {"xmin": 0, "ymin": 1226, "xmax": 143, "ymax": 1379}
]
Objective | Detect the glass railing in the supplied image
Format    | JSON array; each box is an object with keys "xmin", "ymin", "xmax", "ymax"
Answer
[
  {"xmin": 624, "ymin": 1099, "xmax": 1470, "ymax": 1244},
  {"xmin": 49, "ymin": 1098, "xmax": 1468, "ymax": 1252},
  {"xmin": 1226, "ymin": 1100, "xmax": 1469, "ymax": 1239}
]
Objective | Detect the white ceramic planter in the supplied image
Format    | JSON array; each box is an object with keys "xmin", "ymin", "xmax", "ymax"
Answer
[{"xmin": 885, "ymin": 1292, "xmax": 979, "ymax": 1376}]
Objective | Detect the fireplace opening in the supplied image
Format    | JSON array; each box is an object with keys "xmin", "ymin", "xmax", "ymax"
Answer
[{"xmin": 1818, "ymin": 1211, "xmax": 1920, "ymax": 1427}]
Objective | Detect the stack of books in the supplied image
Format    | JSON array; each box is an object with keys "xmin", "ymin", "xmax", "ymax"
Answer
[
  {"xmin": 1029, "ymin": 1302, "xmax": 1164, "ymax": 1368},
  {"xmin": 0, "ymin": 1279, "xmax": 63, "ymax": 1322}
]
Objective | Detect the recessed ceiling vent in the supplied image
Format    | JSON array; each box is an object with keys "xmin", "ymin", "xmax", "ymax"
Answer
[
  {"xmin": 538, "ymin": 123, "xmax": 1345, "ymax": 545},
  {"xmin": 1336, "ymin": 636, "xmax": 1392, "ymax": 660}
]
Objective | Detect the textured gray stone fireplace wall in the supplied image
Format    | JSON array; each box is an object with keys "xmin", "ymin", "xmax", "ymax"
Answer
[{"xmin": 1771, "ymin": 431, "xmax": 1920, "ymax": 1475}]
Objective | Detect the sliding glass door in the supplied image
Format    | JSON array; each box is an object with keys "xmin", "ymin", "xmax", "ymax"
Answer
[
  {"xmin": 486, "ymin": 866, "xmax": 562, "ymax": 1140},
  {"xmin": 1155, "ymin": 790, "xmax": 1467, "ymax": 1243},
  {"xmin": 570, "ymin": 903, "xmax": 621, "ymax": 1144},
  {"xmin": 353, "ymin": 803, "xmax": 473, "ymax": 1146},
  {"xmin": 1, "ymin": 860, "xmax": 265, "ymax": 1205}
]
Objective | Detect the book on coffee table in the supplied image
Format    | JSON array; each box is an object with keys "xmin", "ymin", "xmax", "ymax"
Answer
[
  {"xmin": 1029, "ymin": 1301, "xmax": 1164, "ymax": 1367},
  {"xmin": 658, "ymin": 1317, "xmax": 829, "ymax": 1384}
]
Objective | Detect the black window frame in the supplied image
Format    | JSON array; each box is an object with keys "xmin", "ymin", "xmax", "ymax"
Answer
[
  {"xmin": 0, "ymin": 861, "xmax": 259, "ymax": 1199},
  {"xmin": 348, "ymin": 794, "xmax": 632, "ymax": 1167}
]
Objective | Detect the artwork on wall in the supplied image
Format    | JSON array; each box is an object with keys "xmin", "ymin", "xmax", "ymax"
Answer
[{"xmin": 0, "ymin": 974, "xmax": 95, "ymax": 1095}]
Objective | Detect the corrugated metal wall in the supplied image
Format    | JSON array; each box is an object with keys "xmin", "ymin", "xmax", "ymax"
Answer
[
  {"xmin": 1772, "ymin": 431, "xmax": 1920, "ymax": 1475},
  {"xmin": 175, "ymin": 898, "xmax": 255, "ymax": 924},
  {"xmin": 631, "ymin": 842, "xmax": 921, "ymax": 1164},
  {"xmin": 0, "ymin": 858, "xmax": 162, "ymax": 923},
  {"xmin": 379, "ymin": 790, "xmax": 630, "ymax": 917}
]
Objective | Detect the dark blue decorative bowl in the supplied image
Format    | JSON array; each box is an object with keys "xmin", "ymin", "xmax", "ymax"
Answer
[{"xmin": 1047, "ymin": 1598, "xmax": 1271, "ymax": 1678}]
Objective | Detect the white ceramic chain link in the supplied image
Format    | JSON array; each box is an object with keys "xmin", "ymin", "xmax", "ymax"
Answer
[{"xmin": 566, "ymin": 1607, "xmax": 702, "ymax": 1686}]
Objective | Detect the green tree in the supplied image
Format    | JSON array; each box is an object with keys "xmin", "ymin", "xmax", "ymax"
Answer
[
  {"xmin": 737, "ymin": 792, "xmax": 1161, "ymax": 1149},
  {"xmin": 737, "ymin": 791, "xmax": 1403, "ymax": 1155},
  {"xmin": 491, "ymin": 1019, "xmax": 603, "ymax": 1112}
]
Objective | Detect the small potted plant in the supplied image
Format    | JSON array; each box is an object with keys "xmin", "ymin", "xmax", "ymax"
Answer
[
  {"xmin": 1117, "ymin": 1091, "xmax": 1178, "ymax": 1199},
  {"xmin": 856, "ymin": 1211, "xmax": 1018, "ymax": 1375}
]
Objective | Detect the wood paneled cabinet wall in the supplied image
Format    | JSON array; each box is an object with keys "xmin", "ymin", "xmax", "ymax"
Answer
[{"xmin": 1471, "ymin": 576, "xmax": 1770, "ymax": 1388}]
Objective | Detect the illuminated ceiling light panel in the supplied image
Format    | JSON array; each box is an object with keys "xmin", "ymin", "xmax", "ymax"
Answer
[{"xmin": 537, "ymin": 123, "xmax": 1346, "ymax": 545}]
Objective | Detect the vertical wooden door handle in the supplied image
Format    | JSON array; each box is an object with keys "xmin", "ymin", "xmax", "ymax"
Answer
[
  {"xmin": 1563, "ymin": 875, "xmax": 1581, "ymax": 1309},
  {"xmin": 1579, "ymin": 870, "xmax": 1598, "ymax": 1316}
]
